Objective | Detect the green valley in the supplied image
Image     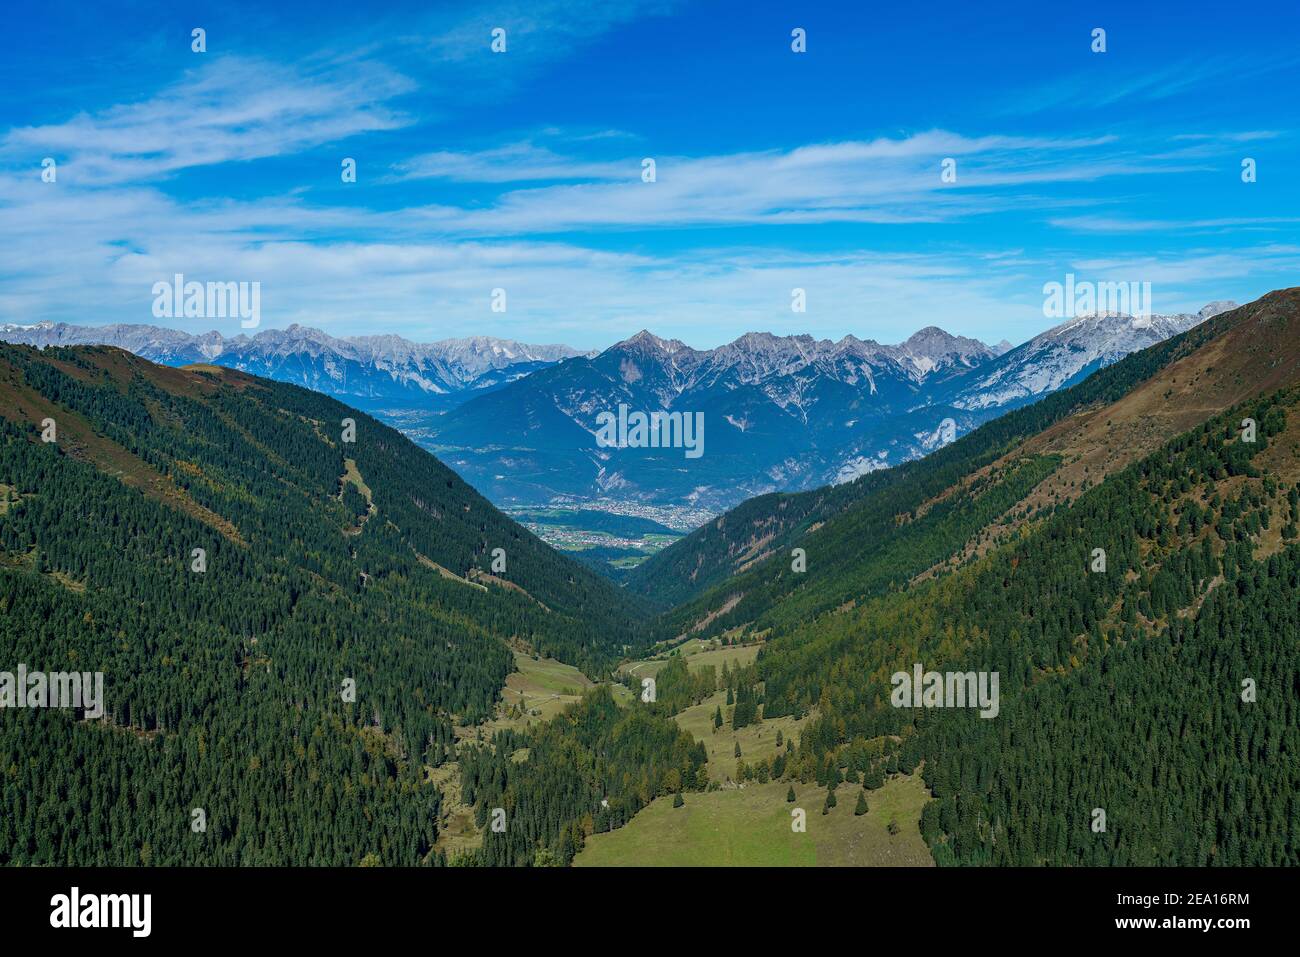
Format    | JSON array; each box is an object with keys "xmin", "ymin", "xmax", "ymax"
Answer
[{"xmin": 5, "ymin": 290, "xmax": 1300, "ymax": 868}]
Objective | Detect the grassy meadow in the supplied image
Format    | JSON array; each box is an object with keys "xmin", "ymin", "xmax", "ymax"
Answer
[{"xmin": 575, "ymin": 774, "xmax": 934, "ymax": 867}]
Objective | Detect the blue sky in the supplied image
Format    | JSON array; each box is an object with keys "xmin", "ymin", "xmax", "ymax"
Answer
[{"xmin": 1, "ymin": 0, "xmax": 1298, "ymax": 349}]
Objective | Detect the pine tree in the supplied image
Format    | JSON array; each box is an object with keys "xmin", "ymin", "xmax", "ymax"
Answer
[
  {"xmin": 822, "ymin": 788, "xmax": 837, "ymax": 815},
  {"xmin": 854, "ymin": 791, "xmax": 868, "ymax": 816}
]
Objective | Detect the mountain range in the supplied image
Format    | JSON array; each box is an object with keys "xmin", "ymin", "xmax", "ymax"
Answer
[
  {"xmin": 0, "ymin": 321, "xmax": 584, "ymax": 412},
  {"xmin": 428, "ymin": 302, "xmax": 1237, "ymax": 511},
  {"xmin": 0, "ymin": 304, "xmax": 1238, "ymax": 516}
]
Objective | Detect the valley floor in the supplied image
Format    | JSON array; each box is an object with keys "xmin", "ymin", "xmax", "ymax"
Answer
[
  {"xmin": 439, "ymin": 634, "xmax": 934, "ymax": 866},
  {"xmin": 574, "ymin": 774, "xmax": 934, "ymax": 867}
]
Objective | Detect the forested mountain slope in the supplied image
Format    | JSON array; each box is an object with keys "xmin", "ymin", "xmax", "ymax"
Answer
[
  {"xmin": 758, "ymin": 382, "xmax": 1300, "ymax": 863},
  {"xmin": 0, "ymin": 343, "xmax": 642, "ymax": 865}
]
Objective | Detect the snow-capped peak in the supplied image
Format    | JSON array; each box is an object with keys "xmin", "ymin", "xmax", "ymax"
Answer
[{"xmin": 950, "ymin": 301, "xmax": 1234, "ymax": 412}]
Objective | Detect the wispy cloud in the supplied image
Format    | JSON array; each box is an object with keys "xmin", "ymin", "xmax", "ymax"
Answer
[
  {"xmin": 1001, "ymin": 53, "xmax": 1299, "ymax": 116},
  {"xmin": 1051, "ymin": 214, "xmax": 1300, "ymax": 234},
  {"xmin": 2, "ymin": 57, "xmax": 414, "ymax": 185},
  {"xmin": 389, "ymin": 131, "xmax": 1191, "ymax": 234},
  {"xmin": 1070, "ymin": 245, "xmax": 1300, "ymax": 293},
  {"xmin": 415, "ymin": 0, "xmax": 680, "ymax": 62},
  {"xmin": 1171, "ymin": 131, "xmax": 1281, "ymax": 143},
  {"xmin": 393, "ymin": 142, "xmax": 631, "ymax": 183}
]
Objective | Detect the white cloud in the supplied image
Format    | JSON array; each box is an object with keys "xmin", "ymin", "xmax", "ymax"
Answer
[
  {"xmin": 1050, "ymin": 215, "xmax": 1300, "ymax": 234},
  {"xmin": 1000, "ymin": 54, "xmax": 1300, "ymax": 116},
  {"xmin": 393, "ymin": 142, "xmax": 632, "ymax": 183},
  {"xmin": 2, "ymin": 57, "xmax": 414, "ymax": 185},
  {"xmin": 383, "ymin": 131, "xmax": 1201, "ymax": 235}
]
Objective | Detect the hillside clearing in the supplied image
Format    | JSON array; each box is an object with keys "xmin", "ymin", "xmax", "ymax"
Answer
[{"xmin": 575, "ymin": 774, "xmax": 934, "ymax": 867}]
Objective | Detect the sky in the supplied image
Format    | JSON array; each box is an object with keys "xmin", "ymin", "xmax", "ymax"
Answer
[{"xmin": 1, "ymin": 0, "xmax": 1298, "ymax": 351}]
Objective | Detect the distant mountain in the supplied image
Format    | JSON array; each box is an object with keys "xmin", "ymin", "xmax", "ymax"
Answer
[
  {"xmin": 426, "ymin": 326, "xmax": 1000, "ymax": 510},
  {"xmin": 944, "ymin": 301, "xmax": 1237, "ymax": 411},
  {"xmin": 427, "ymin": 308, "xmax": 1230, "ymax": 511},
  {"xmin": 0, "ymin": 321, "xmax": 585, "ymax": 411},
  {"xmin": 625, "ymin": 298, "xmax": 1260, "ymax": 610},
  {"xmin": 4, "ymin": 306, "xmax": 1235, "ymax": 514}
]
